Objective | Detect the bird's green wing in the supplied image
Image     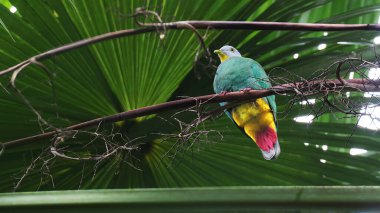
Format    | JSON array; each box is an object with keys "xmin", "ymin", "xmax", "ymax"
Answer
[{"xmin": 248, "ymin": 59, "xmax": 277, "ymax": 120}]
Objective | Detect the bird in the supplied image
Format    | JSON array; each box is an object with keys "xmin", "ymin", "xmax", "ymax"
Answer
[{"xmin": 213, "ymin": 45, "xmax": 280, "ymax": 160}]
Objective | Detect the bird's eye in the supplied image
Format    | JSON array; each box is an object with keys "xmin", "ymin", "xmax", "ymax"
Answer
[{"xmin": 230, "ymin": 48, "xmax": 234, "ymax": 51}]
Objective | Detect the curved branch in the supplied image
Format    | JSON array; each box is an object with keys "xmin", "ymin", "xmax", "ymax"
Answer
[
  {"xmin": 2, "ymin": 78, "xmax": 380, "ymax": 150},
  {"xmin": 1, "ymin": 21, "xmax": 380, "ymax": 77},
  {"xmin": 336, "ymin": 60, "xmax": 348, "ymax": 85},
  {"xmin": 0, "ymin": 27, "xmax": 156, "ymax": 76},
  {"xmin": 176, "ymin": 22, "xmax": 212, "ymax": 59},
  {"xmin": 323, "ymin": 93, "xmax": 358, "ymax": 115}
]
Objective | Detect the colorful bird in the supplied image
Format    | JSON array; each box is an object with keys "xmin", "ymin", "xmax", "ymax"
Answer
[{"xmin": 213, "ymin": 45, "xmax": 280, "ymax": 160}]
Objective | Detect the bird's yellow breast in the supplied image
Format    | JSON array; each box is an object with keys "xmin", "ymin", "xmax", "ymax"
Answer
[{"xmin": 231, "ymin": 98, "xmax": 276, "ymax": 141}]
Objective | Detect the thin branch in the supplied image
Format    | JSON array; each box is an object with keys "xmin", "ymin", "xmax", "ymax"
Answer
[
  {"xmin": 2, "ymin": 78, "xmax": 380, "ymax": 149},
  {"xmin": 10, "ymin": 60, "xmax": 57, "ymax": 132},
  {"xmin": 1, "ymin": 21, "xmax": 380, "ymax": 77},
  {"xmin": 14, "ymin": 148, "xmax": 48, "ymax": 191},
  {"xmin": 153, "ymin": 21, "xmax": 380, "ymax": 31},
  {"xmin": 0, "ymin": 143, "xmax": 4, "ymax": 157},
  {"xmin": 336, "ymin": 60, "xmax": 348, "ymax": 86}
]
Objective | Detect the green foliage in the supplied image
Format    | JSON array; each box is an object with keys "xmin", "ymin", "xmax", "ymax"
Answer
[{"xmin": 0, "ymin": 0, "xmax": 379, "ymax": 194}]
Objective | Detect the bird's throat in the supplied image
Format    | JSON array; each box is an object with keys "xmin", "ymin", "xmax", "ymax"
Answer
[{"xmin": 218, "ymin": 54, "xmax": 228, "ymax": 62}]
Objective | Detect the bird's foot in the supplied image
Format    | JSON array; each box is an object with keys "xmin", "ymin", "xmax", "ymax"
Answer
[
  {"xmin": 239, "ymin": 88, "xmax": 252, "ymax": 94},
  {"xmin": 220, "ymin": 91, "xmax": 228, "ymax": 96}
]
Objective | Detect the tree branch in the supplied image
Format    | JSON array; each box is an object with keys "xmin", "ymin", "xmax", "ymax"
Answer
[
  {"xmin": 0, "ymin": 27, "xmax": 156, "ymax": 76},
  {"xmin": 158, "ymin": 21, "xmax": 380, "ymax": 31},
  {"xmin": 1, "ymin": 78, "xmax": 379, "ymax": 150},
  {"xmin": 1, "ymin": 21, "xmax": 380, "ymax": 77}
]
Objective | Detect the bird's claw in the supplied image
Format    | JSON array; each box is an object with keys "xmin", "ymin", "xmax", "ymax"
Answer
[
  {"xmin": 240, "ymin": 88, "xmax": 252, "ymax": 94},
  {"xmin": 220, "ymin": 91, "xmax": 228, "ymax": 96}
]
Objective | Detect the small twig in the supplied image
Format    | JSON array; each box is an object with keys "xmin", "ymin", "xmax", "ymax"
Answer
[
  {"xmin": 50, "ymin": 130, "xmax": 143, "ymax": 161},
  {"xmin": 9, "ymin": 60, "xmax": 58, "ymax": 132},
  {"xmin": 323, "ymin": 93, "xmax": 358, "ymax": 115},
  {"xmin": 176, "ymin": 22, "xmax": 212, "ymax": 59},
  {"xmin": 336, "ymin": 60, "xmax": 348, "ymax": 86},
  {"xmin": 14, "ymin": 149, "xmax": 47, "ymax": 191},
  {"xmin": 0, "ymin": 143, "xmax": 4, "ymax": 157},
  {"xmin": 134, "ymin": 8, "xmax": 212, "ymax": 65},
  {"xmin": 9, "ymin": 62, "xmax": 31, "ymax": 88},
  {"xmin": 134, "ymin": 7, "xmax": 166, "ymax": 34}
]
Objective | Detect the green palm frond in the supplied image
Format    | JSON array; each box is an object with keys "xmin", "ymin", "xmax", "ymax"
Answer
[{"xmin": 0, "ymin": 0, "xmax": 379, "ymax": 194}]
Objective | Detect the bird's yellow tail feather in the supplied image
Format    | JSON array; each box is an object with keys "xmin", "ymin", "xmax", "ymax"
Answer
[{"xmin": 231, "ymin": 99, "xmax": 277, "ymax": 151}]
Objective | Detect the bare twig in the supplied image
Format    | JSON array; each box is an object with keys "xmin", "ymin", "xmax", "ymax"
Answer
[
  {"xmin": 324, "ymin": 93, "xmax": 358, "ymax": 115},
  {"xmin": 9, "ymin": 60, "xmax": 57, "ymax": 132},
  {"xmin": 0, "ymin": 143, "xmax": 4, "ymax": 157},
  {"xmin": 14, "ymin": 149, "xmax": 49, "ymax": 191},
  {"xmin": 38, "ymin": 121, "xmax": 143, "ymax": 162},
  {"xmin": 134, "ymin": 8, "xmax": 213, "ymax": 68},
  {"xmin": 336, "ymin": 60, "xmax": 348, "ymax": 86}
]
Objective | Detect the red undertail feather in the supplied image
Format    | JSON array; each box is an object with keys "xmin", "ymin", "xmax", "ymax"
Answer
[{"xmin": 255, "ymin": 127, "xmax": 277, "ymax": 152}]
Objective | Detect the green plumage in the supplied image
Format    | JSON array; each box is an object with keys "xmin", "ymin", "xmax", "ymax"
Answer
[{"xmin": 213, "ymin": 57, "xmax": 277, "ymax": 119}]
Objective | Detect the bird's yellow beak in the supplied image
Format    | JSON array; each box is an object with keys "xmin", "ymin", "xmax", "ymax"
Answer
[
  {"xmin": 214, "ymin": 49, "xmax": 222, "ymax": 55},
  {"xmin": 214, "ymin": 49, "xmax": 227, "ymax": 62}
]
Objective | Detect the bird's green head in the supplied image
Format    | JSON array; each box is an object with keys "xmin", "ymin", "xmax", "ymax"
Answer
[{"xmin": 214, "ymin": 45, "xmax": 241, "ymax": 62}]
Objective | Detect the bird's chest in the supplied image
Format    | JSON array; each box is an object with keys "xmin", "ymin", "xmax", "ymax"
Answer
[{"xmin": 214, "ymin": 69, "xmax": 251, "ymax": 92}]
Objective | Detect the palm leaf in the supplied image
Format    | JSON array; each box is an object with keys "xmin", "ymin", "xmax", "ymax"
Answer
[{"xmin": 0, "ymin": 0, "xmax": 379, "ymax": 196}]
